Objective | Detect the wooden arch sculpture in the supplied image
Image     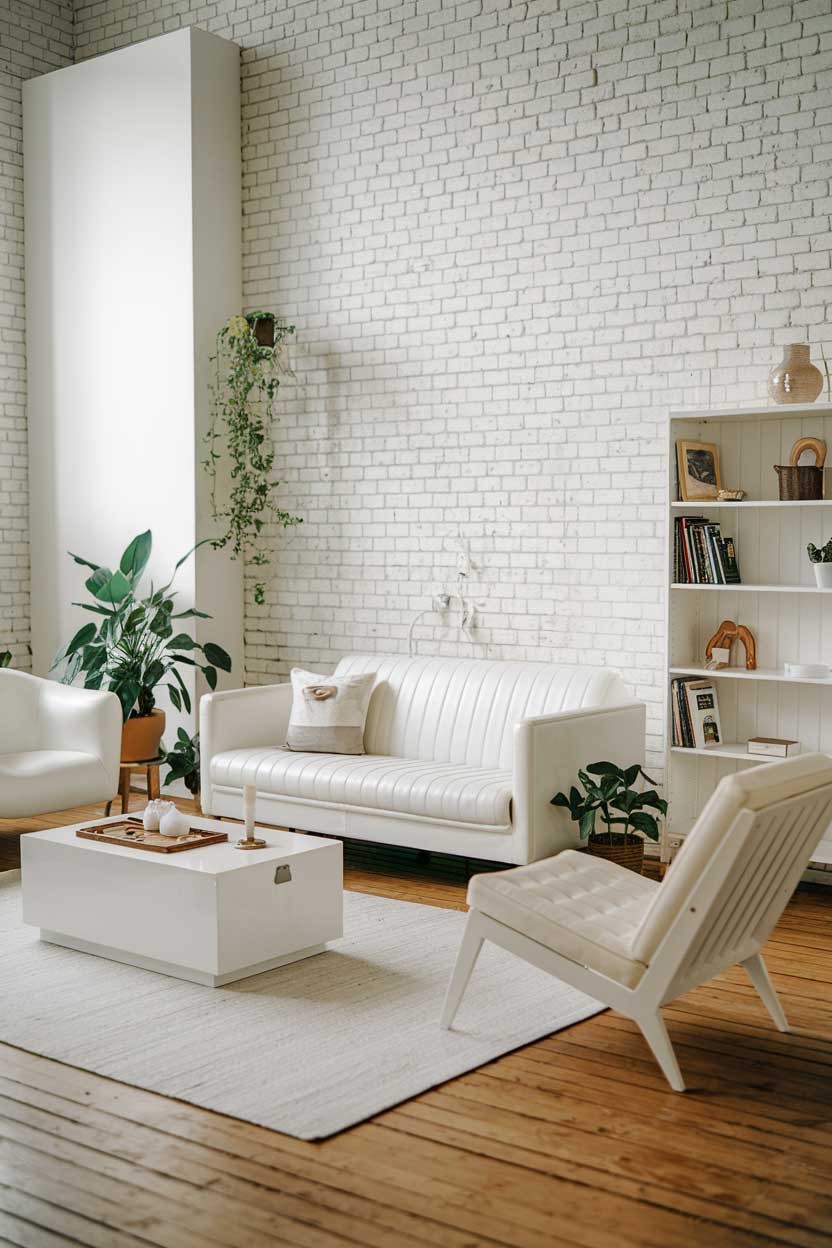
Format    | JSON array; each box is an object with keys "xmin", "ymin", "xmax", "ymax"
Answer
[{"xmin": 705, "ymin": 619, "xmax": 757, "ymax": 671}]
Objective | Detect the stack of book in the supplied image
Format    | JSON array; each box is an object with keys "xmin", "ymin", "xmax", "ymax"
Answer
[
  {"xmin": 674, "ymin": 516, "xmax": 741, "ymax": 584},
  {"xmin": 671, "ymin": 677, "xmax": 723, "ymax": 749}
]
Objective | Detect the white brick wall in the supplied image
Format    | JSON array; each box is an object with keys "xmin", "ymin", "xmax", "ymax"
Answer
[
  {"xmin": 0, "ymin": 2, "xmax": 73, "ymax": 668},
  {"xmin": 58, "ymin": 2, "xmax": 832, "ymax": 763}
]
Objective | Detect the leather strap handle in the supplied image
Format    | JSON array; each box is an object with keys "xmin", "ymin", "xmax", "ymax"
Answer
[{"xmin": 789, "ymin": 436, "xmax": 826, "ymax": 468}]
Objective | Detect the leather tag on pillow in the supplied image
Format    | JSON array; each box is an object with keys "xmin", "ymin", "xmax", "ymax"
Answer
[{"xmin": 285, "ymin": 669, "xmax": 376, "ymax": 754}]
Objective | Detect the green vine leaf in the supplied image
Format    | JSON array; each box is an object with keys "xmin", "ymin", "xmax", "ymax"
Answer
[{"xmin": 204, "ymin": 313, "xmax": 303, "ymax": 600}]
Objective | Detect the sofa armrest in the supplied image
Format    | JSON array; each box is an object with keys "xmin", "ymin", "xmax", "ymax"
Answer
[
  {"xmin": 39, "ymin": 681, "xmax": 122, "ymax": 796},
  {"xmin": 513, "ymin": 702, "xmax": 646, "ymax": 864},
  {"xmin": 200, "ymin": 683, "xmax": 293, "ymax": 812}
]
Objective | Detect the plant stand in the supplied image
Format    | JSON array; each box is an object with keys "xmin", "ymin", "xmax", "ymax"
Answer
[{"xmin": 105, "ymin": 758, "xmax": 163, "ymax": 817}]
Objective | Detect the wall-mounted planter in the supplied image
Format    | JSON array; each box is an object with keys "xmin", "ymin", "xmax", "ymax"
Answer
[{"xmin": 247, "ymin": 313, "xmax": 275, "ymax": 348}]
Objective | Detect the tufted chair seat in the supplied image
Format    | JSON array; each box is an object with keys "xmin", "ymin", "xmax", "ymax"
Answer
[{"xmin": 469, "ymin": 851, "xmax": 658, "ymax": 987}]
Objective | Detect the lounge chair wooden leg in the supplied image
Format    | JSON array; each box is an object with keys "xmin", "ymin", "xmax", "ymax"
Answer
[
  {"xmin": 440, "ymin": 912, "xmax": 484, "ymax": 1030},
  {"xmin": 636, "ymin": 1010, "xmax": 686, "ymax": 1092},
  {"xmin": 743, "ymin": 953, "xmax": 789, "ymax": 1032}
]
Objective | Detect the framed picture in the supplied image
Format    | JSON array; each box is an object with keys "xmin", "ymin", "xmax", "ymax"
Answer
[{"xmin": 676, "ymin": 440, "xmax": 721, "ymax": 501}]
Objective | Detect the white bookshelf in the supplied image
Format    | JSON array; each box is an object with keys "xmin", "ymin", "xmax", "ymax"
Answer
[{"xmin": 666, "ymin": 402, "xmax": 832, "ymax": 873}]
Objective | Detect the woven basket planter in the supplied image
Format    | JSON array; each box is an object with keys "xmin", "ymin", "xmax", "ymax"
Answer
[{"xmin": 587, "ymin": 833, "xmax": 644, "ymax": 875}]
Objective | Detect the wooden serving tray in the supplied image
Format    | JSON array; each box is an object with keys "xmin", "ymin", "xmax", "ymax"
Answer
[{"xmin": 77, "ymin": 818, "xmax": 228, "ymax": 854}]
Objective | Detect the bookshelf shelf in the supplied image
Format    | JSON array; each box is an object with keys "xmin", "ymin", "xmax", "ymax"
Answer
[
  {"xmin": 670, "ymin": 743, "xmax": 775, "ymax": 763},
  {"xmin": 671, "ymin": 499, "xmax": 832, "ymax": 510},
  {"xmin": 669, "ymin": 665, "xmax": 832, "ymax": 687},
  {"xmin": 671, "ymin": 403, "xmax": 832, "ymax": 424},
  {"xmin": 671, "ymin": 582, "xmax": 831, "ymax": 593},
  {"xmin": 666, "ymin": 402, "xmax": 832, "ymax": 873}
]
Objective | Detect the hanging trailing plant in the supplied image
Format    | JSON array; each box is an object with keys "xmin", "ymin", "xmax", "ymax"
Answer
[{"xmin": 204, "ymin": 312, "xmax": 301, "ymax": 605}]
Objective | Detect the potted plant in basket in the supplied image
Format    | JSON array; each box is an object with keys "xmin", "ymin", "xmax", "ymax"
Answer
[
  {"xmin": 551, "ymin": 761, "xmax": 667, "ymax": 875},
  {"xmin": 807, "ymin": 538, "xmax": 832, "ymax": 588},
  {"xmin": 52, "ymin": 530, "xmax": 232, "ymax": 762}
]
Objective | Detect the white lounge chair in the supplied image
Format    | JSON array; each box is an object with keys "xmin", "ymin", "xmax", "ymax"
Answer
[
  {"xmin": 0, "ymin": 670, "xmax": 121, "ymax": 818},
  {"xmin": 440, "ymin": 753, "xmax": 832, "ymax": 1091}
]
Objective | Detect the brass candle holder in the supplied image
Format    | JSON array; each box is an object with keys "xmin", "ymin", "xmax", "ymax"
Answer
[{"xmin": 236, "ymin": 783, "xmax": 267, "ymax": 850}]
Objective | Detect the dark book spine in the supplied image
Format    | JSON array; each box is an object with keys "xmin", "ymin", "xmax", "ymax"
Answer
[
  {"xmin": 692, "ymin": 525, "xmax": 711, "ymax": 583},
  {"xmin": 706, "ymin": 524, "xmax": 725, "ymax": 584},
  {"xmin": 721, "ymin": 537, "xmax": 741, "ymax": 584}
]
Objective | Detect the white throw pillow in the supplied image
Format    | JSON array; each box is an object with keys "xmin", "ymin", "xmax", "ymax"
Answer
[{"xmin": 284, "ymin": 668, "xmax": 376, "ymax": 755}]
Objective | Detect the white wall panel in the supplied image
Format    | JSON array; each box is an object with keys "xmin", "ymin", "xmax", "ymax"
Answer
[{"xmin": 24, "ymin": 27, "xmax": 241, "ymax": 737}]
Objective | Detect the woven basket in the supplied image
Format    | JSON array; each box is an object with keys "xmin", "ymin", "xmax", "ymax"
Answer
[
  {"xmin": 774, "ymin": 464, "xmax": 824, "ymax": 500},
  {"xmin": 587, "ymin": 834, "xmax": 645, "ymax": 875}
]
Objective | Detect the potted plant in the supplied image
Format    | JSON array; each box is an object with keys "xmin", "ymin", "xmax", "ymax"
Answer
[
  {"xmin": 163, "ymin": 728, "xmax": 201, "ymax": 800},
  {"xmin": 807, "ymin": 539, "xmax": 832, "ymax": 588},
  {"xmin": 551, "ymin": 761, "xmax": 668, "ymax": 874},
  {"xmin": 204, "ymin": 312, "xmax": 301, "ymax": 605},
  {"xmin": 53, "ymin": 530, "xmax": 232, "ymax": 762},
  {"xmin": 0, "ymin": 651, "xmax": 11, "ymax": 668}
]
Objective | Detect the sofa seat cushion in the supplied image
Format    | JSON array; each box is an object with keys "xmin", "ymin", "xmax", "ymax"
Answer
[
  {"xmin": 468, "ymin": 850, "xmax": 659, "ymax": 987},
  {"xmin": 210, "ymin": 748, "xmax": 514, "ymax": 828},
  {"xmin": 0, "ymin": 750, "xmax": 110, "ymax": 819}
]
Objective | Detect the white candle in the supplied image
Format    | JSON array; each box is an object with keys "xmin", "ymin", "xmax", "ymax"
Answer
[{"xmin": 243, "ymin": 785, "xmax": 256, "ymax": 836}]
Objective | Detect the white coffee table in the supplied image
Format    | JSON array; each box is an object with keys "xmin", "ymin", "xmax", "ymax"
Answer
[{"xmin": 21, "ymin": 814, "xmax": 343, "ymax": 986}]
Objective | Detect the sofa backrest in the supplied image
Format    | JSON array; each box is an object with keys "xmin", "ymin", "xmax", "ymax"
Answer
[
  {"xmin": 335, "ymin": 654, "xmax": 632, "ymax": 770},
  {"xmin": 0, "ymin": 669, "xmax": 41, "ymax": 754}
]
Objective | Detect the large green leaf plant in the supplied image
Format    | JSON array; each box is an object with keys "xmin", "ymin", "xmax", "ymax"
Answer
[
  {"xmin": 52, "ymin": 530, "xmax": 231, "ymax": 722},
  {"xmin": 551, "ymin": 762, "xmax": 668, "ymax": 845}
]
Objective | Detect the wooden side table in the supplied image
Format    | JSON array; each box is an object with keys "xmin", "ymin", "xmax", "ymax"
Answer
[{"xmin": 105, "ymin": 758, "xmax": 163, "ymax": 816}]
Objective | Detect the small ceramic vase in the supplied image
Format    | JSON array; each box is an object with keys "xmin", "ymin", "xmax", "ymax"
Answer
[
  {"xmin": 159, "ymin": 806, "xmax": 191, "ymax": 839},
  {"xmin": 814, "ymin": 563, "xmax": 832, "ymax": 589},
  {"xmin": 142, "ymin": 798, "xmax": 174, "ymax": 832},
  {"xmin": 768, "ymin": 344, "xmax": 824, "ymax": 405}
]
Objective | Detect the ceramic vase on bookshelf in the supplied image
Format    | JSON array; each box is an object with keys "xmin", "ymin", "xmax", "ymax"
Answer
[
  {"xmin": 814, "ymin": 564, "xmax": 832, "ymax": 589},
  {"xmin": 768, "ymin": 344, "xmax": 824, "ymax": 405}
]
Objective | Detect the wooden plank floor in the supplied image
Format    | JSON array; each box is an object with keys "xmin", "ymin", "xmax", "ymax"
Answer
[{"xmin": 1, "ymin": 800, "xmax": 831, "ymax": 1248}]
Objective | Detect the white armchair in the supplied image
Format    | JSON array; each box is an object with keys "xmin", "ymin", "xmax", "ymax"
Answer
[
  {"xmin": 0, "ymin": 670, "xmax": 121, "ymax": 818},
  {"xmin": 441, "ymin": 752, "xmax": 832, "ymax": 1089}
]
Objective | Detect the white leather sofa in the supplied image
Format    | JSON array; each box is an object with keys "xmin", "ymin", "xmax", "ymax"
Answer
[
  {"xmin": 200, "ymin": 655, "xmax": 645, "ymax": 864},
  {"xmin": 0, "ymin": 670, "xmax": 122, "ymax": 818}
]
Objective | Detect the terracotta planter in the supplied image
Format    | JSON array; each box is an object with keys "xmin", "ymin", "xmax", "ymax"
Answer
[
  {"xmin": 768, "ymin": 344, "xmax": 824, "ymax": 405},
  {"xmin": 587, "ymin": 833, "xmax": 644, "ymax": 875},
  {"xmin": 121, "ymin": 710, "xmax": 165, "ymax": 762}
]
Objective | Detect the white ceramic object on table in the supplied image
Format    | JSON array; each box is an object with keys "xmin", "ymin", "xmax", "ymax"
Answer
[
  {"xmin": 814, "ymin": 564, "xmax": 832, "ymax": 589},
  {"xmin": 159, "ymin": 806, "xmax": 191, "ymax": 839},
  {"xmin": 143, "ymin": 799, "xmax": 174, "ymax": 832}
]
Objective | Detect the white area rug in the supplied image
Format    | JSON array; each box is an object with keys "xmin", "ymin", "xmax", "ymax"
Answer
[{"xmin": 0, "ymin": 871, "xmax": 602, "ymax": 1139}]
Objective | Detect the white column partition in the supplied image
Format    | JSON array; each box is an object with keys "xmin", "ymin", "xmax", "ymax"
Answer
[{"xmin": 24, "ymin": 27, "xmax": 242, "ymax": 741}]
